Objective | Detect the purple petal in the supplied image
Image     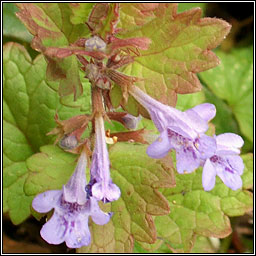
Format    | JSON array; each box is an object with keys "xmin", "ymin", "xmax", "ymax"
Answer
[
  {"xmin": 65, "ymin": 217, "xmax": 91, "ymax": 248},
  {"xmin": 167, "ymin": 125, "xmax": 195, "ymax": 140},
  {"xmin": 176, "ymin": 148, "xmax": 200, "ymax": 174},
  {"xmin": 40, "ymin": 212, "xmax": 67, "ymax": 245},
  {"xmin": 216, "ymin": 133, "xmax": 244, "ymax": 153},
  {"xmin": 188, "ymin": 103, "xmax": 216, "ymax": 122},
  {"xmin": 217, "ymin": 170, "xmax": 243, "ymax": 191},
  {"xmin": 63, "ymin": 152, "xmax": 87, "ymax": 205},
  {"xmin": 106, "ymin": 183, "xmax": 121, "ymax": 202},
  {"xmin": 149, "ymin": 108, "xmax": 169, "ymax": 133},
  {"xmin": 184, "ymin": 108, "xmax": 209, "ymax": 133},
  {"xmin": 91, "ymin": 182, "xmax": 104, "ymax": 201},
  {"xmin": 92, "ymin": 182, "xmax": 121, "ymax": 202},
  {"xmin": 90, "ymin": 114, "xmax": 120, "ymax": 204},
  {"xmin": 146, "ymin": 130, "xmax": 172, "ymax": 158},
  {"xmin": 90, "ymin": 197, "xmax": 111, "ymax": 225},
  {"xmin": 196, "ymin": 134, "xmax": 216, "ymax": 159},
  {"xmin": 32, "ymin": 190, "xmax": 62, "ymax": 213},
  {"xmin": 225, "ymin": 155, "xmax": 244, "ymax": 176},
  {"xmin": 202, "ymin": 158, "xmax": 216, "ymax": 191}
]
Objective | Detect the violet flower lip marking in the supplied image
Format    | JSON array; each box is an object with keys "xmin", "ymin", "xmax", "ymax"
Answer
[
  {"xmin": 202, "ymin": 133, "xmax": 244, "ymax": 191},
  {"xmin": 129, "ymin": 85, "xmax": 217, "ymax": 173},
  {"xmin": 89, "ymin": 114, "xmax": 121, "ymax": 203},
  {"xmin": 32, "ymin": 151, "xmax": 111, "ymax": 248}
]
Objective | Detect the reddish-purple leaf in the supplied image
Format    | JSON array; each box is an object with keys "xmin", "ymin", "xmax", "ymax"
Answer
[
  {"xmin": 112, "ymin": 3, "xmax": 231, "ymax": 114},
  {"xmin": 16, "ymin": 3, "xmax": 91, "ymax": 100}
]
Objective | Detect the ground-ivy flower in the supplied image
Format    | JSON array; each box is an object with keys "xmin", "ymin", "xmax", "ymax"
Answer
[
  {"xmin": 129, "ymin": 85, "xmax": 216, "ymax": 173},
  {"xmin": 32, "ymin": 151, "xmax": 111, "ymax": 248},
  {"xmin": 89, "ymin": 114, "xmax": 121, "ymax": 202},
  {"xmin": 202, "ymin": 133, "xmax": 244, "ymax": 191}
]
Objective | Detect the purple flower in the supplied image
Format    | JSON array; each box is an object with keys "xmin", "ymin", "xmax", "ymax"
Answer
[
  {"xmin": 129, "ymin": 85, "xmax": 216, "ymax": 173},
  {"xmin": 202, "ymin": 133, "xmax": 244, "ymax": 191},
  {"xmin": 89, "ymin": 114, "xmax": 121, "ymax": 203},
  {"xmin": 32, "ymin": 151, "xmax": 111, "ymax": 248}
]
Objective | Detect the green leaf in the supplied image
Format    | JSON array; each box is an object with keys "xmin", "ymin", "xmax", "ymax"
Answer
[
  {"xmin": 3, "ymin": 120, "xmax": 34, "ymax": 224},
  {"xmin": 154, "ymin": 152, "xmax": 253, "ymax": 253},
  {"xmin": 134, "ymin": 240, "xmax": 172, "ymax": 253},
  {"xmin": 203, "ymin": 86, "xmax": 239, "ymax": 135},
  {"xmin": 25, "ymin": 143, "xmax": 175, "ymax": 253},
  {"xmin": 118, "ymin": 3, "xmax": 160, "ymax": 34},
  {"xmin": 16, "ymin": 3, "xmax": 90, "ymax": 47},
  {"xmin": 3, "ymin": 42, "xmax": 86, "ymax": 224},
  {"xmin": 3, "ymin": 3, "xmax": 33, "ymax": 43},
  {"xmin": 113, "ymin": 3, "xmax": 231, "ymax": 114},
  {"xmin": 191, "ymin": 236, "xmax": 218, "ymax": 253},
  {"xmin": 176, "ymin": 90, "xmax": 205, "ymax": 111},
  {"xmin": 178, "ymin": 3, "xmax": 207, "ymax": 14},
  {"xmin": 3, "ymin": 42, "xmax": 89, "ymax": 151},
  {"xmin": 200, "ymin": 46, "xmax": 253, "ymax": 142},
  {"xmin": 69, "ymin": 3, "xmax": 95, "ymax": 24},
  {"xmin": 16, "ymin": 3, "xmax": 91, "ymax": 99},
  {"xmin": 24, "ymin": 145, "xmax": 77, "ymax": 196}
]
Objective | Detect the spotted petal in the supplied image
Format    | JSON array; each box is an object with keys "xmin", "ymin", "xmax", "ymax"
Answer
[
  {"xmin": 225, "ymin": 155, "xmax": 244, "ymax": 176},
  {"xmin": 40, "ymin": 212, "xmax": 67, "ymax": 245},
  {"xmin": 196, "ymin": 134, "xmax": 216, "ymax": 159},
  {"xmin": 65, "ymin": 217, "xmax": 91, "ymax": 248},
  {"xmin": 176, "ymin": 147, "xmax": 201, "ymax": 174},
  {"xmin": 217, "ymin": 168, "xmax": 243, "ymax": 191}
]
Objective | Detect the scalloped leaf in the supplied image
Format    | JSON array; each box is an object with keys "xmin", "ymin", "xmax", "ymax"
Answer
[
  {"xmin": 111, "ymin": 3, "xmax": 231, "ymax": 114},
  {"xmin": 16, "ymin": 3, "xmax": 92, "ymax": 99},
  {"xmin": 3, "ymin": 42, "xmax": 86, "ymax": 224},
  {"xmin": 69, "ymin": 3, "xmax": 95, "ymax": 25},
  {"xmin": 153, "ymin": 152, "xmax": 253, "ymax": 253},
  {"xmin": 200, "ymin": 46, "xmax": 253, "ymax": 142},
  {"xmin": 24, "ymin": 145, "xmax": 77, "ymax": 196},
  {"xmin": 24, "ymin": 143, "xmax": 175, "ymax": 253},
  {"xmin": 118, "ymin": 3, "xmax": 161, "ymax": 34}
]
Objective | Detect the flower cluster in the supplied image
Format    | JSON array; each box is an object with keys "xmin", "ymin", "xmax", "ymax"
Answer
[
  {"xmin": 32, "ymin": 151, "xmax": 112, "ymax": 248},
  {"xmin": 30, "ymin": 4, "xmax": 244, "ymax": 249},
  {"xmin": 33, "ymin": 76, "xmax": 244, "ymax": 250},
  {"xmin": 129, "ymin": 85, "xmax": 244, "ymax": 191}
]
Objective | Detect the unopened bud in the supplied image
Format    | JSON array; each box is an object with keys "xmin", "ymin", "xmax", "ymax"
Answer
[
  {"xmin": 85, "ymin": 36, "xmax": 106, "ymax": 52},
  {"xmin": 96, "ymin": 77, "xmax": 111, "ymax": 90},
  {"xmin": 122, "ymin": 114, "xmax": 142, "ymax": 130},
  {"xmin": 86, "ymin": 64, "xmax": 99, "ymax": 82},
  {"xmin": 59, "ymin": 134, "xmax": 78, "ymax": 150}
]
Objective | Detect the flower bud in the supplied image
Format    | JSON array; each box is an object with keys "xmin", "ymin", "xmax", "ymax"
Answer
[
  {"xmin": 59, "ymin": 134, "xmax": 78, "ymax": 150},
  {"xmin": 85, "ymin": 36, "xmax": 106, "ymax": 52}
]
